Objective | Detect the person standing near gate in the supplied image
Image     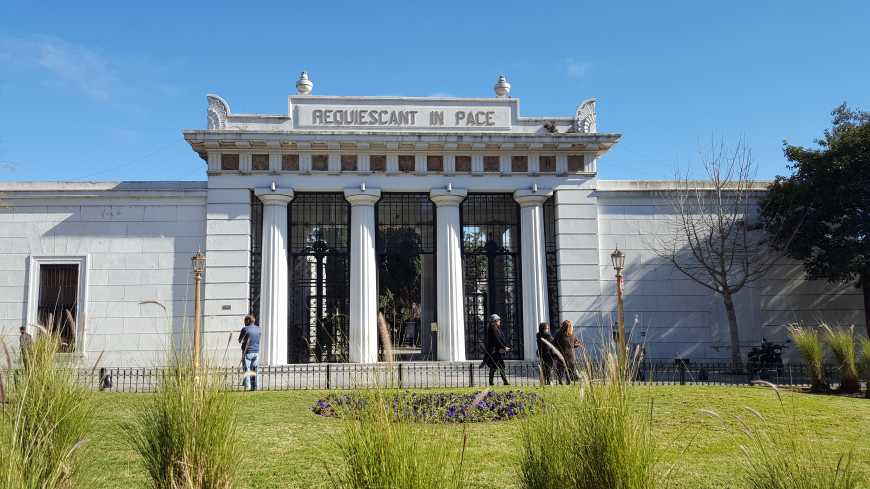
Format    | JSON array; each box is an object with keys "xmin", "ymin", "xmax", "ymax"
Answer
[
  {"xmin": 554, "ymin": 319, "xmax": 581, "ymax": 384},
  {"xmin": 484, "ymin": 314, "xmax": 511, "ymax": 386},
  {"xmin": 536, "ymin": 322, "xmax": 556, "ymax": 385},
  {"xmin": 238, "ymin": 314, "xmax": 261, "ymax": 391},
  {"xmin": 19, "ymin": 326, "xmax": 33, "ymax": 370}
]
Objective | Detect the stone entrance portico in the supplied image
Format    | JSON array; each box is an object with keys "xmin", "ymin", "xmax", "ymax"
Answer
[{"xmin": 185, "ymin": 73, "xmax": 618, "ymax": 365}]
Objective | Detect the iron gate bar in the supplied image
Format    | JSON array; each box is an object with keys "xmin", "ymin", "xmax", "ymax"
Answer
[{"xmin": 250, "ymin": 191, "xmax": 264, "ymax": 316}]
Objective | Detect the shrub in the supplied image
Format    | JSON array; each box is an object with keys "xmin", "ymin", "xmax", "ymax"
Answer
[
  {"xmin": 519, "ymin": 347, "xmax": 659, "ymax": 489},
  {"xmin": 788, "ymin": 325, "xmax": 827, "ymax": 392},
  {"xmin": 126, "ymin": 358, "xmax": 239, "ymax": 489},
  {"xmin": 0, "ymin": 332, "xmax": 92, "ymax": 489},
  {"xmin": 313, "ymin": 390, "xmax": 541, "ymax": 423},
  {"xmin": 331, "ymin": 390, "xmax": 466, "ymax": 489},
  {"xmin": 717, "ymin": 382, "xmax": 862, "ymax": 489},
  {"xmin": 859, "ymin": 337, "xmax": 870, "ymax": 399},
  {"xmin": 822, "ymin": 325, "xmax": 860, "ymax": 393}
]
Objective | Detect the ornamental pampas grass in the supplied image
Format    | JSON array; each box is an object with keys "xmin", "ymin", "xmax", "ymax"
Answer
[{"xmin": 0, "ymin": 328, "xmax": 93, "ymax": 489}]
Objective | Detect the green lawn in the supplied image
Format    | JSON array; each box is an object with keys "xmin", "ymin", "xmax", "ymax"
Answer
[{"xmin": 87, "ymin": 386, "xmax": 869, "ymax": 488}]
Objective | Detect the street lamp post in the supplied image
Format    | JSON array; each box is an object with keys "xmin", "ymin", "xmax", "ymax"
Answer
[
  {"xmin": 191, "ymin": 250, "xmax": 207, "ymax": 369},
  {"xmin": 610, "ymin": 247, "xmax": 626, "ymax": 367}
]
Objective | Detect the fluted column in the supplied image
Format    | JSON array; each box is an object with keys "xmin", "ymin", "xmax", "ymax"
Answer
[
  {"xmin": 345, "ymin": 187, "xmax": 381, "ymax": 363},
  {"xmin": 430, "ymin": 188, "xmax": 468, "ymax": 361},
  {"xmin": 514, "ymin": 188, "xmax": 551, "ymax": 361},
  {"xmin": 255, "ymin": 187, "xmax": 294, "ymax": 366}
]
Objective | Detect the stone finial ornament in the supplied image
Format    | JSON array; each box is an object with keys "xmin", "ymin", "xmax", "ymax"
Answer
[
  {"xmin": 206, "ymin": 94, "xmax": 230, "ymax": 130},
  {"xmin": 573, "ymin": 98, "xmax": 597, "ymax": 133},
  {"xmin": 296, "ymin": 71, "xmax": 313, "ymax": 95},
  {"xmin": 494, "ymin": 74, "xmax": 511, "ymax": 97}
]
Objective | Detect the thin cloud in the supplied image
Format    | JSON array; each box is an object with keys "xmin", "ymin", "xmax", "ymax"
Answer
[
  {"xmin": 564, "ymin": 58, "xmax": 591, "ymax": 79},
  {"xmin": 0, "ymin": 35, "xmax": 118, "ymax": 102}
]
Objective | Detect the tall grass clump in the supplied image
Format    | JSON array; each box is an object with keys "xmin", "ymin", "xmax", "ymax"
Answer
[
  {"xmin": 0, "ymin": 331, "xmax": 92, "ymax": 489},
  {"xmin": 332, "ymin": 313, "xmax": 466, "ymax": 489},
  {"xmin": 714, "ymin": 382, "xmax": 862, "ymax": 489},
  {"xmin": 859, "ymin": 337, "xmax": 870, "ymax": 398},
  {"xmin": 520, "ymin": 346, "xmax": 660, "ymax": 489},
  {"xmin": 788, "ymin": 325, "xmax": 827, "ymax": 392},
  {"xmin": 331, "ymin": 390, "xmax": 467, "ymax": 489},
  {"xmin": 821, "ymin": 325, "xmax": 859, "ymax": 393},
  {"xmin": 126, "ymin": 356, "xmax": 239, "ymax": 489}
]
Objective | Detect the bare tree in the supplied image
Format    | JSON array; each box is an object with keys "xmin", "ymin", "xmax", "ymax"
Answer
[{"xmin": 653, "ymin": 139, "xmax": 778, "ymax": 367}]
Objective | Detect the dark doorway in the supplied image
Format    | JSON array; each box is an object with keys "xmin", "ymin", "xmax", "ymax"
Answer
[
  {"xmin": 37, "ymin": 264, "xmax": 79, "ymax": 352},
  {"xmin": 287, "ymin": 193, "xmax": 351, "ymax": 363},
  {"xmin": 376, "ymin": 193, "xmax": 436, "ymax": 360},
  {"xmin": 461, "ymin": 194, "xmax": 523, "ymax": 360}
]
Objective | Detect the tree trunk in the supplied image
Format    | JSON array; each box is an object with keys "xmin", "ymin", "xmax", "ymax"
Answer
[
  {"xmin": 722, "ymin": 290, "xmax": 742, "ymax": 370},
  {"xmin": 862, "ymin": 273, "xmax": 870, "ymax": 340}
]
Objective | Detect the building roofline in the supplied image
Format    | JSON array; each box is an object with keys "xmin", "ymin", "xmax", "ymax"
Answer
[
  {"xmin": 0, "ymin": 181, "xmax": 207, "ymax": 198},
  {"xmin": 596, "ymin": 179, "xmax": 771, "ymax": 192}
]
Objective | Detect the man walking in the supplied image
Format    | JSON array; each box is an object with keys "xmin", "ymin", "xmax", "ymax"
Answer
[{"xmin": 238, "ymin": 315, "xmax": 261, "ymax": 391}]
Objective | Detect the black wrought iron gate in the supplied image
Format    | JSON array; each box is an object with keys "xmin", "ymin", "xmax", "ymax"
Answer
[
  {"xmin": 288, "ymin": 193, "xmax": 351, "ymax": 363},
  {"xmin": 460, "ymin": 193, "xmax": 523, "ymax": 360}
]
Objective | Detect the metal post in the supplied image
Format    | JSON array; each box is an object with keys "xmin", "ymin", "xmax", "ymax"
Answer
[
  {"xmin": 191, "ymin": 251, "xmax": 206, "ymax": 369},
  {"xmin": 326, "ymin": 363, "xmax": 331, "ymax": 390},
  {"xmin": 616, "ymin": 268, "xmax": 626, "ymax": 368},
  {"xmin": 469, "ymin": 362, "xmax": 474, "ymax": 387},
  {"xmin": 398, "ymin": 363, "xmax": 404, "ymax": 388}
]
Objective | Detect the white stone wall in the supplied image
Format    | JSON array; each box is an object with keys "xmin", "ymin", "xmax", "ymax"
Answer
[
  {"xmin": 0, "ymin": 182, "xmax": 206, "ymax": 367},
  {"xmin": 202, "ymin": 185, "xmax": 252, "ymax": 364},
  {"xmin": 553, "ymin": 182, "xmax": 604, "ymax": 341},
  {"xmin": 591, "ymin": 186, "xmax": 866, "ymax": 362}
]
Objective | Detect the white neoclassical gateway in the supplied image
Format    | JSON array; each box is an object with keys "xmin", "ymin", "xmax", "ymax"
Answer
[{"xmin": 0, "ymin": 74, "xmax": 864, "ymax": 367}]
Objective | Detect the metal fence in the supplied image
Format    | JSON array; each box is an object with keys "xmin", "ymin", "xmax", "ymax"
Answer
[{"xmin": 0, "ymin": 361, "xmax": 846, "ymax": 393}]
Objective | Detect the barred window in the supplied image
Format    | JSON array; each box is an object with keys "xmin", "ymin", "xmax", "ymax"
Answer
[
  {"xmin": 312, "ymin": 154, "xmax": 328, "ymax": 171},
  {"xmin": 341, "ymin": 154, "xmax": 358, "ymax": 171},
  {"xmin": 455, "ymin": 155, "xmax": 472, "ymax": 172},
  {"xmin": 252, "ymin": 154, "xmax": 269, "ymax": 171},
  {"xmin": 282, "ymin": 154, "xmax": 299, "ymax": 171},
  {"xmin": 539, "ymin": 155, "xmax": 556, "ymax": 172},
  {"xmin": 398, "ymin": 155, "xmax": 415, "ymax": 172},
  {"xmin": 426, "ymin": 155, "xmax": 443, "ymax": 172},
  {"xmin": 370, "ymin": 155, "xmax": 387, "ymax": 171},
  {"xmin": 221, "ymin": 153, "xmax": 239, "ymax": 171},
  {"xmin": 511, "ymin": 155, "xmax": 528, "ymax": 173},
  {"xmin": 568, "ymin": 155, "xmax": 585, "ymax": 172}
]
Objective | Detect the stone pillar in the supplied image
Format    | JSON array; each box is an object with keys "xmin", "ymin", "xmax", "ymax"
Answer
[
  {"xmin": 255, "ymin": 187, "xmax": 294, "ymax": 366},
  {"xmin": 430, "ymin": 188, "xmax": 468, "ymax": 361},
  {"xmin": 514, "ymin": 189, "xmax": 551, "ymax": 361},
  {"xmin": 345, "ymin": 187, "xmax": 381, "ymax": 363}
]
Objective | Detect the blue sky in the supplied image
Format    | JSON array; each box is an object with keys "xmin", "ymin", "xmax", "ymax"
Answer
[{"xmin": 1, "ymin": 1, "xmax": 868, "ymax": 182}]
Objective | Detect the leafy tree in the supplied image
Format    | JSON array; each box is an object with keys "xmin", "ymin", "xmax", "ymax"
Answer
[{"xmin": 761, "ymin": 104, "xmax": 870, "ymax": 337}]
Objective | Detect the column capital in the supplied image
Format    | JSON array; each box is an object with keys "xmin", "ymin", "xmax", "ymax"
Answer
[
  {"xmin": 344, "ymin": 187, "xmax": 381, "ymax": 206},
  {"xmin": 513, "ymin": 188, "xmax": 552, "ymax": 207},
  {"xmin": 255, "ymin": 187, "xmax": 294, "ymax": 205},
  {"xmin": 430, "ymin": 187, "xmax": 467, "ymax": 207}
]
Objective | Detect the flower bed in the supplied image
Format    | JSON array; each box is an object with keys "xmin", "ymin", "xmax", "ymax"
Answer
[{"xmin": 311, "ymin": 390, "xmax": 542, "ymax": 423}]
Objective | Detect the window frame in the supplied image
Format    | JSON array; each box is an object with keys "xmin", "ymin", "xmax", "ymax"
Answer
[{"xmin": 25, "ymin": 255, "xmax": 90, "ymax": 356}]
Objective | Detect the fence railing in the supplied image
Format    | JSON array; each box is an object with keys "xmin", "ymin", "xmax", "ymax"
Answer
[{"xmin": 1, "ymin": 361, "xmax": 848, "ymax": 393}]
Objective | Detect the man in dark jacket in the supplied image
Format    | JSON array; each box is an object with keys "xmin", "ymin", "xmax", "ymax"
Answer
[
  {"xmin": 536, "ymin": 322, "xmax": 555, "ymax": 385},
  {"xmin": 484, "ymin": 314, "xmax": 510, "ymax": 386},
  {"xmin": 238, "ymin": 314, "xmax": 261, "ymax": 391}
]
